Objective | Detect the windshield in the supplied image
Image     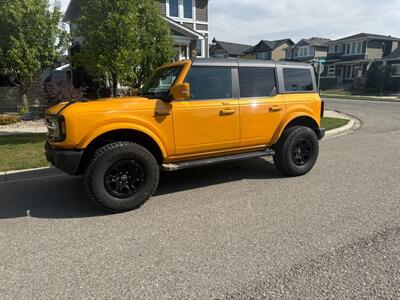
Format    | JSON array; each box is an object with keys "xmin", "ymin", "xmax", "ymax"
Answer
[{"xmin": 141, "ymin": 66, "xmax": 182, "ymax": 98}]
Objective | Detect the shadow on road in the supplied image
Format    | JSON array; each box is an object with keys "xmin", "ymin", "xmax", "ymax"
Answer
[{"xmin": 0, "ymin": 158, "xmax": 282, "ymax": 220}]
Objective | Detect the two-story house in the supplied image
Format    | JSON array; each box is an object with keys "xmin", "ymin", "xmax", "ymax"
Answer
[
  {"xmin": 284, "ymin": 37, "xmax": 331, "ymax": 63},
  {"xmin": 243, "ymin": 39, "xmax": 294, "ymax": 61},
  {"xmin": 320, "ymin": 33, "xmax": 400, "ymax": 88},
  {"xmin": 64, "ymin": 0, "xmax": 209, "ymax": 62},
  {"xmin": 209, "ymin": 38, "xmax": 252, "ymax": 59}
]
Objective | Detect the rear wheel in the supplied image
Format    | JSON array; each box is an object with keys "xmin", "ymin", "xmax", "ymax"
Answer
[
  {"xmin": 84, "ymin": 141, "xmax": 159, "ymax": 212},
  {"xmin": 273, "ymin": 126, "xmax": 319, "ymax": 177}
]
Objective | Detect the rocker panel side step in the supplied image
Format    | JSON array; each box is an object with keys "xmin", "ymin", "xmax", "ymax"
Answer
[{"xmin": 161, "ymin": 149, "xmax": 275, "ymax": 171}]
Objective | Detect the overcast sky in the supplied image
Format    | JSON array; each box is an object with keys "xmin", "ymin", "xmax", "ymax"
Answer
[{"xmin": 58, "ymin": 0, "xmax": 400, "ymax": 45}]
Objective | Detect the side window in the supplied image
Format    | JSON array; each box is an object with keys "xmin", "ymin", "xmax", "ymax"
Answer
[
  {"xmin": 239, "ymin": 67, "xmax": 276, "ymax": 98},
  {"xmin": 283, "ymin": 68, "xmax": 314, "ymax": 92},
  {"xmin": 184, "ymin": 67, "xmax": 232, "ymax": 100}
]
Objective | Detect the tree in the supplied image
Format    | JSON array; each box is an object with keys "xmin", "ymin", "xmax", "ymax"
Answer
[
  {"xmin": 367, "ymin": 62, "xmax": 391, "ymax": 95},
  {"xmin": 0, "ymin": 0, "xmax": 67, "ymax": 110},
  {"xmin": 74, "ymin": 0, "xmax": 174, "ymax": 97},
  {"xmin": 135, "ymin": 0, "xmax": 174, "ymax": 86}
]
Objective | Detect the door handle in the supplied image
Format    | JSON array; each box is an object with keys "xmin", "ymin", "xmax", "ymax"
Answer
[
  {"xmin": 220, "ymin": 109, "xmax": 236, "ymax": 115},
  {"xmin": 269, "ymin": 106, "xmax": 282, "ymax": 112}
]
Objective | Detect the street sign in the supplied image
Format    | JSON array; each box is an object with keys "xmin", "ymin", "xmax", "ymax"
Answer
[{"xmin": 314, "ymin": 62, "xmax": 324, "ymax": 75}]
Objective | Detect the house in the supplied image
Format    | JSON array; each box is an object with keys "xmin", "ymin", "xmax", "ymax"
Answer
[
  {"xmin": 320, "ymin": 33, "xmax": 400, "ymax": 89},
  {"xmin": 243, "ymin": 39, "xmax": 294, "ymax": 61},
  {"xmin": 284, "ymin": 37, "xmax": 331, "ymax": 63},
  {"xmin": 64, "ymin": 0, "xmax": 210, "ymax": 62},
  {"xmin": 366, "ymin": 47, "xmax": 400, "ymax": 92},
  {"xmin": 209, "ymin": 38, "xmax": 252, "ymax": 59}
]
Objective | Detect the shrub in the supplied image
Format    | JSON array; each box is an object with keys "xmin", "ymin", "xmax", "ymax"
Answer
[
  {"xmin": 43, "ymin": 81, "xmax": 86, "ymax": 105},
  {"xmin": 0, "ymin": 115, "xmax": 21, "ymax": 126}
]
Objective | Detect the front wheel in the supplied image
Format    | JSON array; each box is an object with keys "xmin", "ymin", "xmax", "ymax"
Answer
[
  {"xmin": 273, "ymin": 126, "xmax": 319, "ymax": 177},
  {"xmin": 84, "ymin": 141, "xmax": 159, "ymax": 213}
]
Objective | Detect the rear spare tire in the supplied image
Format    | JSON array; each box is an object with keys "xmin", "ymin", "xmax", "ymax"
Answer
[
  {"xmin": 273, "ymin": 126, "xmax": 319, "ymax": 177},
  {"xmin": 84, "ymin": 141, "xmax": 159, "ymax": 212}
]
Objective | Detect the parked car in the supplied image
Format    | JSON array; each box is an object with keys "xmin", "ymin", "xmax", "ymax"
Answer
[{"xmin": 45, "ymin": 59, "xmax": 325, "ymax": 212}]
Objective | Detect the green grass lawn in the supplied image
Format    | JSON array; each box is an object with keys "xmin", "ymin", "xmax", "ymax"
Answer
[
  {"xmin": 0, "ymin": 133, "xmax": 49, "ymax": 172},
  {"xmin": 321, "ymin": 117, "xmax": 349, "ymax": 131},
  {"xmin": 320, "ymin": 89, "xmax": 400, "ymax": 101}
]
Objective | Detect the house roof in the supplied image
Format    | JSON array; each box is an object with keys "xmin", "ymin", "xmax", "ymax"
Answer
[
  {"xmin": 285, "ymin": 37, "xmax": 331, "ymax": 50},
  {"xmin": 383, "ymin": 47, "xmax": 400, "ymax": 60},
  {"xmin": 210, "ymin": 39, "xmax": 252, "ymax": 56},
  {"xmin": 244, "ymin": 39, "xmax": 294, "ymax": 54},
  {"xmin": 329, "ymin": 33, "xmax": 400, "ymax": 43},
  {"xmin": 64, "ymin": 0, "xmax": 78, "ymax": 22},
  {"xmin": 164, "ymin": 17, "xmax": 204, "ymax": 39}
]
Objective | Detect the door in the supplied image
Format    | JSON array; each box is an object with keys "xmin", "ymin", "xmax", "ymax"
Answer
[
  {"xmin": 172, "ymin": 66, "xmax": 240, "ymax": 156},
  {"xmin": 238, "ymin": 67, "xmax": 285, "ymax": 147}
]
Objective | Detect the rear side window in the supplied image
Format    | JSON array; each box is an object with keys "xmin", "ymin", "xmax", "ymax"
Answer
[
  {"xmin": 283, "ymin": 68, "xmax": 314, "ymax": 92},
  {"xmin": 184, "ymin": 67, "xmax": 232, "ymax": 100},
  {"xmin": 239, "ymin": 67, "xmax": 276, "ymax": 98}
]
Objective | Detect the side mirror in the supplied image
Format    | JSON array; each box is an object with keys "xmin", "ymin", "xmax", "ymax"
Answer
[{"xmin": 170, "ymin": 83, "xmax": 191, "ymax": 101}]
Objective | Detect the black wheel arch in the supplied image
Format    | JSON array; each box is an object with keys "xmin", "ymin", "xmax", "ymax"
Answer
[
  {"xmin": 77, "ymin": 129, "xmax": 164, "ymax": 175},
  {"xmin": 281, "ymin": 116, "xmax": 322, "ymax": 140}
]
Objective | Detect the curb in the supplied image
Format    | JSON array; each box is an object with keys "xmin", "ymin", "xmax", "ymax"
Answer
[
  {"xmin": 0, "ymin": 167, "xmax": 66, "ymax": 183},
  {"xmin": 324, "ymin": 110, "xmax": 360, "ymax": 138}
]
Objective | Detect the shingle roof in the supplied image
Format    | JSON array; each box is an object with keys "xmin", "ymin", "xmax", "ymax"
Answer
[
  {"xmin": 304, "ymin": 37, "xmax": 332, "ymax": 46},
  {"xmin": 284, "ymin": 37, "xmax": 331, "ymax": 50},
  {"xmin": 244, "ymin": 39, "xmax": 294, "ymax": 54},
  {"xmin": 383, "ymin": 47, "xmax": 400, "ymax": 60},
  {"xmin": 211, "ymin": 40, "xmax": 253, "ymax": 56},
  {"xmin": 331, "ymin": 33, "xmax": 400, "ymax": 43}
]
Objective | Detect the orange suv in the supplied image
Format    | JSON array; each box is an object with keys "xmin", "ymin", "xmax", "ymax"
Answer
[{"xmin": 45, "ymin": 59, "xmax": 325, "ymax": 212}]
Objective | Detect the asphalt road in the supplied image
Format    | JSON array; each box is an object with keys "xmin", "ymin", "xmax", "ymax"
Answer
[{"xmin": 1, "ymin": 98, "xmax": 400, "ymax": 299}]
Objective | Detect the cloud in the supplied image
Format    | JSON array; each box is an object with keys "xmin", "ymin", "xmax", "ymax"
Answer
[{"xmin": 209, "ymin": 0, "xmax": 400, "ymax": 44}]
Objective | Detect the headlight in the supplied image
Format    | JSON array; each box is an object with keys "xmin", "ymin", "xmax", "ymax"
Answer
[{"xmin": 45, "ymin": 115, "xmax": 66, "ymax": 142}]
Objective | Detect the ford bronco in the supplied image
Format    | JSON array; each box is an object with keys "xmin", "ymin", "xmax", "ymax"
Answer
[{"xmin": 45, "ymin": 59, "xmax": 325, "ymax": 212}]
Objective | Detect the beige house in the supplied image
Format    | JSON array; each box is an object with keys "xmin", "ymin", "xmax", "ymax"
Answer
[{"xmin": 244, "ymin": 39, "xmax": 294, "ymax": 61}]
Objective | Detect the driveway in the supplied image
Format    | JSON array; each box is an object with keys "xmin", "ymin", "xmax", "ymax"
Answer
[{"xmin": 1, "ymin": 99, "xmax": 400, "ymax": 299}]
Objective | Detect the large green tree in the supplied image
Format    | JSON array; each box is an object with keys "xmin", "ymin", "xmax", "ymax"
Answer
[
  {"xmin": 0, "ymin": 0, "xmax": 67, "ymax": 109},
  {"xmin": 136, "ymin": 0, "xmax": 174, "ymax": 86},
  {"xmin": 74, "ymin": 0, "xmax": 174, "ymax": 97}
]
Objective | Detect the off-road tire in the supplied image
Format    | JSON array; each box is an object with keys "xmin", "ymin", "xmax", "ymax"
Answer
[
  {"xmin": 273, "ymin": 126, "xmax": 319, "ymax": 177},
  {"xmin": 84, "ymin": 141, "xmax": 159, "ymax": 213}
]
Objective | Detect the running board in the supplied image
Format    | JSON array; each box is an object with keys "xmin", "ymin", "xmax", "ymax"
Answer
[{"xmin": 161, "ymin": 149, "xmax": 275, "ymax": 171}]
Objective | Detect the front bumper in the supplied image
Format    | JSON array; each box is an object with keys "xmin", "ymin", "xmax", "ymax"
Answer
[
  {"xmin": 45, "ymin": 143, "xmax": 83, "ymax": 175},
  {"xmin": 316, "ymin": 128, "xmax": 326, "ymax": 140}
]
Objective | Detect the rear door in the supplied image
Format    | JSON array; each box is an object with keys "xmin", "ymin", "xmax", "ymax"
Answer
[{"xmin": 238, "ymin": 66, "xmax": 286, "ymax": 147}]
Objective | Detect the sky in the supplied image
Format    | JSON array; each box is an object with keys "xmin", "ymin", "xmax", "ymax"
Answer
[{"xmin": 57, "ymin": 0, "xmax": 400, "ymax": 45}]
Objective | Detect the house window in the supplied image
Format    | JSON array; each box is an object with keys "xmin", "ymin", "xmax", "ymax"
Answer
[
  {"xmin": 344, "ymin": 65, "xmax": 354, "ymax": 79},
  {"xmin": 196, "ymin": 39, "xmax": 203, "ymax": 57},
  {"xmin": 294, "ymin": 49, "xmax": 298, "ymax": 58},
  {"xmin": 327, "ymin": 65, "xmax": 336, "ymax": 77},
  {"xmin": 330, "ymin": 44, "xmax": 342, "ymax": 53},
  {"xmin": 183, "ymin": 0, "xmax": 192, "ymax": 19},
  {"xmin": 391, "ymin": 64, "xmax": 400, "ymax": 78},
  {"xmin": 287, "ymin": 51, "xmax": 292, "ymax": 59},
  {"xmin": 256, "ymin": 52, "xmax": 267, "ymax": 60},
  {"xmin": 345, "ymin": 41, "xmax": 363, "ymax": 55},
  {"xmin": 169, "ymin": 0, "xmax": 179, "ymax": 17},
  {"xmin": 298, "ymin": 46, "xmax": 311, "ymax": 57}
]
